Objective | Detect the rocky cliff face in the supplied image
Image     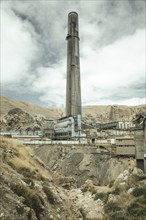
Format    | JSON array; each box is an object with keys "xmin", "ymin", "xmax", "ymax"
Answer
[
  {"xmin": 1, "ymin": 138, "xmax": 146, "ymax": 220},
  {"xmin": 0, "ymin": 137, "xmax": 82, "ymax": 220},
  {"xmin": 0, "ymin": 108, "xmax": 46, "ymax": 132},
  {"xmin": 33, "ymin": 145, "xmax": 136, "ymax": 187}
]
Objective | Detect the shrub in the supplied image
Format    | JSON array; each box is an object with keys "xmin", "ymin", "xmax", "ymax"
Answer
[
  {"xmin": 111, "ymin": 211, "xmax": 127, "ymax": 220},
  {"xmin": 109, "ymin": 180, "xmax": 114, "ymax": 188},
  {"xmin": 113, "ymin": 187, "xmax": 121, "ymax": 195},
  {"xmin": 81, "ymin": 187, "xmax": 88, "ymax": 193},
  {"xmin": 17, "ymin": 167, "xmax": 43, "ymax": 181},
  {"xmin": 94, "ymin": 192, "xmax": 108, "ymax": 202},
  {"xmin": 11, "ymin": 183, "xmax": 44, "ymax": 219},
  {"xmin": 136, "ymin": 196, "xmax": 146, "ymax": 205},
  {"xmin": 132, "ymin": 187, "xmax": 145, "ymax": 197},
  {"xmin": 43, "ymin": 185, "xmax": 55, "ymax": 204},
  {"xmin": 127, "ymin": 201, "xmax": 146, "ymax": 217},
  {"xmin": 17, "ymin": 167, "xmax": 34, "ymax": 178},
  {"xmin": 105, "ymin": 201, "xmax": 121, "ymax": 213}
]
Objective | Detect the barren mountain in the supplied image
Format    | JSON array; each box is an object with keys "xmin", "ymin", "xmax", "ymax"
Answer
[
  {"xmin": 0, "ymin": 96, "xmax": 64, "ymax": 119},
  {"xmin": 0, "ymin": 96, "xmax": 145, "ymax": 123}
]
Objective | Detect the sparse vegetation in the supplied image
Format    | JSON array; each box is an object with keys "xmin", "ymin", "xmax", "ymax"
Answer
[
  {"xmin": 127, "ymin": 201, "xmax": 146, "ymax": 217},
  {"xmin": 43, "ymin": 184, "xmax": 55, "ymax": 204},
  {"xmin": 23, "ymin": 177, "xmax": 35, "ymax": 188},
  {"xmin": 109, "ymin": 180, "xmax": 114, "ymax": 188},
  {"xmin": 110, "ymin": 211, "xmax": 127, "ymax": 220},
  {"xmin": 17, "ymin": 167, "xmax": 34, "ymax": 178},
  {"xmin": 94, "ymin": 192, "xmax": 108, "ymax": 202},
  {"xmin": 105, "ymin": 201, "xmax": 121, "ymax": 213},
  {"xmin": 79, "ymin": 207, "xmax": 86, "ymax": 219},
  {"xmin": 125, "ymin": 187, "xmax": 146, "ymax": 218},
  {"xmin": 112, "ymin": 187, "xmax": 121, "ymax": 195},
  {"xmin": 132, "ymin": 187, "xmax": 146, "ymax": 197},
  {"xmin": 1, "ymin": 135, "xmax": 146, "ymax": 220},
  {"xmin": 11, "ymin": 183, "xmax": 44, "ymax": 219}
]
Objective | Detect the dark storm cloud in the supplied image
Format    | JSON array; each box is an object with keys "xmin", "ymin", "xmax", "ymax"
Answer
[
  {"xmin": 12, "ymin": 9, "xmax": 42, "ymax": 34},
  {"xmin": 2, "ymin": 89, "xmax": 45, "ymax": 106},
  {"xmin": 99, "ymin": 80, "xmax": 145, "ymax": 102}
]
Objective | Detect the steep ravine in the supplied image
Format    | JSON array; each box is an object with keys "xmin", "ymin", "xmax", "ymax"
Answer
[
  {"xmin": 1, "ymin": 138, "xmax": 146, "ymax": 220},
  {"xmin": 33, "ymin": 145, "xmax": 135, "ymax": 187}
]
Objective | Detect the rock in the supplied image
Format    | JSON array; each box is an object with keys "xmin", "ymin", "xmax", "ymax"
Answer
[
  {"xmin": 127, "ymin": 188, "xmax": 134, "ymax": 194},
  {"xmin": 0, "ymin": 213, "xmax": 4, "ymax": 218},
  {"xmin": 132, "ymin": 167, "xmax": 144, "ymax": 175},
  {"xmin": 57, "ymin": 214, "xmax": 61, "ymax": 219},
  {"xmin": 123, "ymin": 170, "xmax": 129, "ymax": 176},
  {"xmin": 86, "ymin": 210, "xmax": 103, "ymax": 220}
]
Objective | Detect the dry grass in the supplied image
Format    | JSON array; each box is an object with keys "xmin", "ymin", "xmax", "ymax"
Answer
[
  {"xmin": 11, "ymin": 182, "xmax": 44, "ymax": 219},
  {"xmin": 1, "ymin": 137, "xmax": 52, "ymax": 182},
  {"xmin": 1, "ymin": 136, "xmax": 21, "ymax": 148}
]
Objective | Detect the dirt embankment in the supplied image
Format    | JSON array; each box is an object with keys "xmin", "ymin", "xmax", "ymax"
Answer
[
  {"xmin": 33, "ymin": 145, "xmax": 136, "ymax": 187},
  {"xmin": 1, "ymin": 138, "xmax": 146, "ymax": 220}
]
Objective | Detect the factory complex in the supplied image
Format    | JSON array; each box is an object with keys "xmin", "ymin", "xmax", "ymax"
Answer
[{"xmin": 0, "ymin": 12, "xmax": 146, "ymax": 173}]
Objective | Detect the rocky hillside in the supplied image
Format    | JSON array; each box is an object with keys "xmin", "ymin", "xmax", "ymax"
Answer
[
  {"xmin": 33, "ymin": 145, "xmax": 136, "ymax": 187},
  {"xmin": 1, "ymin": 96, "xmax": 146, "ymax": 123},
  {"xmin": 1, "ymin": 138, "xmax": 146, "ymax": 220},
  {"xmin": 0, "ymin": 137, "xmax": 81, "ymax": 220},
  {"xmin": 0, "ymin": 108, "xmax": 46, "ymax": 131},
  {"xmin": 0, "ymin": 96, "xmax": 64, "ymax": 119}
]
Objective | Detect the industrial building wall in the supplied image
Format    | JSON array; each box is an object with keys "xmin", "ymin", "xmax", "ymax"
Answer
[
  {"xmin": 135, "ymin": 130, "xmax": 144, "ymax": 159},
  {"xmin": 116, "ymin": 146, "xmax": 135, "ymax": 156},
  {"xmin": 116, "ymin": 138, "xmax": 135, "ymax": 146},
  {"xmin": 135, "ymin": 129, "xmax": 145, "ymax": 172}
]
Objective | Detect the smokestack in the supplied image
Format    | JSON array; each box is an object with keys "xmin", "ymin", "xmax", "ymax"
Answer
[{"xmin": 66, "ymin": 12, "xmax": 82, "ymax": 117}]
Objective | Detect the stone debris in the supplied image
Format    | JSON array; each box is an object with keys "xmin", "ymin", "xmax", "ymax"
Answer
[{"xmin": 68, "ymin": 189, "xmax": 104, "ymax": 220}]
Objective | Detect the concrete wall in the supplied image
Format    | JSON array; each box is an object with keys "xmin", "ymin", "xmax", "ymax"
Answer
[
  {"xmin": 116, "ymin": 146, "xmax": 135, "ymax": 156},
  {"xmin": 135, "ymin": 130, "xmax": 144, "ymax": 159},
  {"xmin": 116, "ymin": 138, "xmax": 135, "ymax": 146},
  {"xmin": 135, "ymin": 129, "xmax": 145, "ymax": 172}
]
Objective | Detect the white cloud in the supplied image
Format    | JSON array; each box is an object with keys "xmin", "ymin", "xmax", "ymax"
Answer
[
  {"xmin": 1, "ymin": 3, "xmax": 38, "ymax": 85},
  {"xmin": 1, "ymin": 0, "xmax": 145, "ymax": 107},
  {"xmin": 32, "ymin": 59, "xmax": 66, "ymax": 106},
  {"xmin": 81, "ymin": 29, "xmax": 145, "ymax": 105}
]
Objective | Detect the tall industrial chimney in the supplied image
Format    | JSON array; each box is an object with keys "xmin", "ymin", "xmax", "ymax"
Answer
[{"xmin": 66, "ymin": 12, "xmax": 81, "ymax": 117}]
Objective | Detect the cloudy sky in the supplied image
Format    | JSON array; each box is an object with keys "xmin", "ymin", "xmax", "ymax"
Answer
[{"xmin": 1, "ymin": 0, "xmax": 146, "ymax": 107}]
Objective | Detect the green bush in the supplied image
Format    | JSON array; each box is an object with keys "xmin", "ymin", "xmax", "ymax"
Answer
[
  {"xmin": 127, "ymin": 201, "xmax": 146, "ymax": 217},
  {"xmin": 113, "ymin": 187, "xmax": 121, "ymax": 195},
  {"xmin": 94, "ymin": 192, "xmax": 108, "ymax": 202},
  {"xmin": 11, "ymin": 183, "xmax": 44, "ymax": 219},
  {"xmin": 132, "ymin": 187, "xmax": 146, "ymax": 197},
  {"xmin": 105, "ymin": 201, "xmax": 121, "ymax": 213},
  {"xmin": 43, "ymin": 185, "xmax": 55, "ymax": 204},
  {"xmin": 109, "ymin": 180, "xmax": 114, "ymax": 188},
  {"xmin": 136, "ymin": 196, "xmax": 146, "ymax": 205},
  {"xmin": 17, "ymin": 167, "xmax": 34, "ymax": 178},
  {"xmin": 111, "ymin": 211, "xmax": 127, "ymax": 220}
]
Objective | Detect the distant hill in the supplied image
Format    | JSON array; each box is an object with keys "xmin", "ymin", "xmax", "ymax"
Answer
[
  {"xmin": 0, "ymin": 96, "xmax": 145, "ymax": 123},
  {"xmin": 0, "ymin": 96, "xmax": 64, "ymax": 119}
]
